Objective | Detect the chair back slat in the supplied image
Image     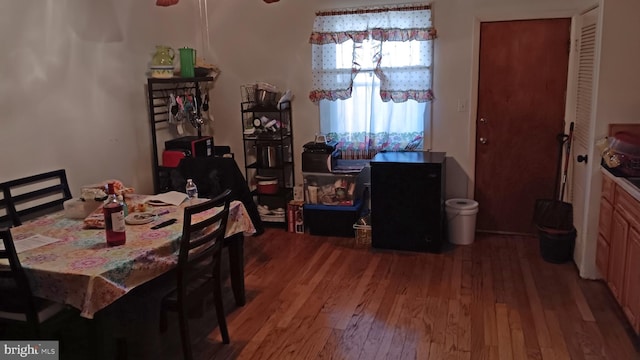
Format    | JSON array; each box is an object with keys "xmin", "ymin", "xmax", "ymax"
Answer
[
  {"xmin": 1, "ymin": 170, "xmax": 72, "ymax": 226},
  {"xmin": 0, "ymin": 194, "xmax": 11, "ymax": 227},
  {"xmin": 176, "ymin": 189, "xmax": 231, "ymax": 292},
  {"xmin": 0, "ymin": 228, "xmax": 40, "ymax": 326},
  {"xmin": 11, "ymin": 184, "xmax": 69, "ymax": 204}
]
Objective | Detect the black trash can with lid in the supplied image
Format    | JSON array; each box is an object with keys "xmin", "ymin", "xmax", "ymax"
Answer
[
  {"xmin": 534, "ymin": 199, "xmax": 576, "ymax": 264},
  {"xmin": 537, "ymin": 225, "xmax": 576, "ymax": 264}
]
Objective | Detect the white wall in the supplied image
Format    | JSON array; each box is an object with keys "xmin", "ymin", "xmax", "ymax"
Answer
[
  {"xmin": 595, "ymin": 0, "xmax": 640, "ymax": 127},
  {"xmin": 3, "ymin": 0, "xmax": 630, "ymax": 205},
  {"xmin": 0, "ymin": 0, "xmax": 202, "ymax": 193},
  {"xmin": 201, "ymin": 0, "xmax": 594, "ymax": 198}
]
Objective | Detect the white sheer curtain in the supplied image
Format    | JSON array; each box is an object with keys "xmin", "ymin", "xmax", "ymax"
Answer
[{"xmin": 309, "ymin": 4, "xmax": 435, "ymax": 155}]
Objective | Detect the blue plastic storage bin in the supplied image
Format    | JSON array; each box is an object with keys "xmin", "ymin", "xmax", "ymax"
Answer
[{"xmin": 303, "ymin": 201, "xmax": 363, "ymax": 237}]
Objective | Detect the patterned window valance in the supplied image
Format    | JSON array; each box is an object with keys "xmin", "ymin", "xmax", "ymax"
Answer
[{"xmin": 309, "ymin": 3, "xmax": 436, "ymax": 103}]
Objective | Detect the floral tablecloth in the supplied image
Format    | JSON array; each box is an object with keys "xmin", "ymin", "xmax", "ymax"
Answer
[{"xmin": 7, "ymin": 198, "xmax": 255, "ymax": 319}]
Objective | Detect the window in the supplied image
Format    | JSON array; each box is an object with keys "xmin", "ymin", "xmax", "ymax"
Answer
[{"xmin": 309, "ymin": 4, "xmax": 436, "ymax": 157}]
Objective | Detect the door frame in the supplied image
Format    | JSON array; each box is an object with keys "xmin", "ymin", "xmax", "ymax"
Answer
[{"xmin": 468, "ymin": 10, "xmax": 584, "ymax": 198}]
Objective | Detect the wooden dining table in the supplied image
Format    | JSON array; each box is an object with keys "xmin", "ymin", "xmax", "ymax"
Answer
[{"xmin": 7, "ymin": 196, "xmax": 255, "ymax": 319}]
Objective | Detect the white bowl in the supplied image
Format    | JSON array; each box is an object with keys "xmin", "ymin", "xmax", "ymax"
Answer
[
  {"xmin": 150, "ymin": 68, "xmax": 174, "ymax": 79},
  {"xmin": 255, "ymin": 175, "xmax": 277, "ymax": 181},
  {"xmin": 257, "ymin": 180, "xmax": 278, "ymax": 185}
]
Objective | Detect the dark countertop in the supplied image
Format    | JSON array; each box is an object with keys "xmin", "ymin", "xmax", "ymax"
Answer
[
  {"xmin": 370, "ymin": 151, "xmax": 446, "ymax": 164},
  {"xmin": 601, "ymin": 166, "xmax": 640, "ymax": 202}
]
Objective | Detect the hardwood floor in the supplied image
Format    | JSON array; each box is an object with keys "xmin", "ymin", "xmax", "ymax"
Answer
[
  {"xmin": 52, "ymin": 228, "xmax": 637, "ymax": 359},
  {"xmin": 175, "ymin": 229, "xmax": 639, "ymax": 360}
]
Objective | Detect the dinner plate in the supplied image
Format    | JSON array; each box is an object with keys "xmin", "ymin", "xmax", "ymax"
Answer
[{"xmin": 125, "ymin": 212, "xmax": 156, "ymax": 225}]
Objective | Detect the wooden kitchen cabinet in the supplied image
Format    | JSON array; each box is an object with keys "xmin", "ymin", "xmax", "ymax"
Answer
[
  {"xmin": 607, "ymin": 208, "xmax": 629, "ymax": 302},
  {"xmin": 598, "ymin": 196, "xmax": 613, "ymax": 241},
  {"xmin": 596, "ymin": 196, "xmax": 613, "ymax": 278},
  {"xmin": 616, "ymin": 185, "xmax": 640, "ymax": 333},
  {"xmin": 601, "ymin": 173, "xmax": 615, "ymax": 202},
  {"xmin": 623, "ymin": 226, "xmax": 640, "ymax": 333},
  {"xmin": 596, "ymin": 234, "xmax": 610, "ymax": 279},
  {"xmin": 599, "ymin": 173, "xmax": 640, "ymax": 334},
  {"xmin": 597, "ymin": 175, "xmax": 615, "ymax": 277}
]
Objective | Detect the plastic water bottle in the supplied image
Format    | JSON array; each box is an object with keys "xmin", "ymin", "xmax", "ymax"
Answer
[
  {"xmin": 117, "ymin": 194, "xmax": 129, "ymax": 217},
  {"xmin": 185, "ymin": 179, "xmax": 198, "ymax": 200}
]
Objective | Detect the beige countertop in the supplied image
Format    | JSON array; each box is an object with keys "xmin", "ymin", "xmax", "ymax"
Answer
[{"xmin": 601, "ymin": 166, "xmax": 640, "ymax": 202}]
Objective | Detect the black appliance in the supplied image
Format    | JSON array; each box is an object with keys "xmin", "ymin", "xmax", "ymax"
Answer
[
  {"xmin": 165, "ymin": 136, "xmax": 214, "ymax": 158},
  {"xmin": 370, "ymin": 151, "xmax": 446, "ymax": 253},
  {"xmin": 303, "ymin": 140, "xmax": 338, "ymax": 153},
  {"xmin": 302, "ymin": 151, "xmax": 341, "ymax": 173},
  {"xmin": 302, "ymin": 140, "xmax": 340, "ymax": 173}
]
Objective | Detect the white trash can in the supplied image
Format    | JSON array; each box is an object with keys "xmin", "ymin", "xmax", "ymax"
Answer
[{"xmin": 445, "ymin": 198, "xmax": 479, "ymax": 245}]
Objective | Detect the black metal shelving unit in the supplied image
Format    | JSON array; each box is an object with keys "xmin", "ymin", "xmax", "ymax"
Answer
[
  {"xmin": 147, "ymin": 76, "xmax": 214, "ymax": 194},
  {"xmin": 240, "ymin": 100, "xmax": 294, "ymax": 226}
]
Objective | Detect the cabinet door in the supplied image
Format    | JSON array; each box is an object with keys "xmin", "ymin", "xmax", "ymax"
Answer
[
  {"xmin": 623, "ymin": 226, "xmax": 640, "ymax": 334},
  {"xmin": 597, "ymin": 196, "xmax": 613, "ymax": 280},
  {"xmin": 596, "ymin": 233, "xmax": 610, "ymax": 279},
  {"xmin": 371, "ymin": 162, "xmax": 443, "ymax": 252},
  {"xmin": 598, "ymin": 197, "xmax": 613, "ymax": 242},
  {"xmin": 601, "ymin": 175, "xmax": 615, "ymax": 202},
  {"xmin": 608, "ymin": 209, "xmax": 629, "ymax": 302}
]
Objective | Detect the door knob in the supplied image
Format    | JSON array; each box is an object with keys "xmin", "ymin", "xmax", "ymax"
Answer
[
  {"xmin": 577, "ymin": 154, "xmax": 588, "ymax": 163},
  {"xmin": 479, "ymin": 137, "xmax": 488, "ymax": 144}
]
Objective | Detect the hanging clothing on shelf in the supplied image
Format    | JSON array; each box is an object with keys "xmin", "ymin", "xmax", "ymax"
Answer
[
  {"xmin": 203, "ymin": 94, "xmax": 213, "ymax": 124},
  {"xmin": 168, "ymin": 93, "xmax": 185, "ymax": 135},
  {"xmin": 200, "ymin": 84, "xmax": 214, "ymax": 125},
  {"xmin": 147, "ymin": 77, "xmax": 217, "ymax": 194}
]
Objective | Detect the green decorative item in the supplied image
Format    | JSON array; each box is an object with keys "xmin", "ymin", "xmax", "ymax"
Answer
[
  {"xmin": 179, "ymin": 47, "xmax": 196, "ymax": 77},
  {"xmin": 151, "ymin": 45, "xmax": 175, "ymax": 66}
]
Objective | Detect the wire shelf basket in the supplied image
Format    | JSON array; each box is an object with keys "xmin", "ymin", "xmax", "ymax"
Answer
[{"xmin": 241, "ymin": 83, "xmax": 257, "ymax": 103}]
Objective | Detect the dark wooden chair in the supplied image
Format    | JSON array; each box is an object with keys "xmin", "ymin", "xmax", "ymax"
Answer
[
  {"xmin": 160, "ymin": 189, "xmax": 232, "ymax": 360},
  {"xmin": 0, "ymin": 228, "xmax": 77, "ymax": 338},
  {"xmin": 170, "ymin": 157, "xmax": 263, "ymax": 235},
  {"xmin": 171, "ymin": 156, "xmax": 264, "ymax": 307},
  {"xmin": 2, "ymin": 169, "xmax": 72, "ymax": 226},
  {"xmin": 0, "ymin": 190, "xmax": 12, "ymax": 228}
]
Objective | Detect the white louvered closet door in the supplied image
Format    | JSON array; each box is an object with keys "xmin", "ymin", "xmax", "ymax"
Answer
[{"xmin": 571, "ymin": 6, "xmax": 600, "ymax": 278}]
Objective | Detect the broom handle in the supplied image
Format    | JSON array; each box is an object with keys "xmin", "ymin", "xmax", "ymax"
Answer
[
  {"xmin": 554, "ymin": 133, "xmax": 569, "ymax": 200},
  {"xmin": 560, "ymin": 122, "xmax": 575, "ymax": 201}
]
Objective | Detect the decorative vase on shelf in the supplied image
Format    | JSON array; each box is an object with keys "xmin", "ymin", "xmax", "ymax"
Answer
[{"xmin": 151, "ymin": 45, "xmax": 175, "ymax": 66}]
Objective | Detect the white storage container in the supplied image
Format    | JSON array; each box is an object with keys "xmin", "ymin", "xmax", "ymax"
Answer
[{"xmin": 445, "ymin": 199, "xmax": 479, "ymax": 245}]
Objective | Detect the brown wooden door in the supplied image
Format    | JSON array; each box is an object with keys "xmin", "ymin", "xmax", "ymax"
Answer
[{"xmin": 475, "ymin": 18, "xmax": 571, "ymax": 234}]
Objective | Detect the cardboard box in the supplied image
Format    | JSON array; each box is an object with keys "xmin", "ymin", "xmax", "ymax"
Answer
[{"xmin": 287, "ymin": 200, "xmax": 305, "ymax": 233}]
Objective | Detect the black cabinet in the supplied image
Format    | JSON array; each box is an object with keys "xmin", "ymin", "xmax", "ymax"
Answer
[{"xmin": 370, "ymin": 151, "xmax": 446, "ymax": 253}]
